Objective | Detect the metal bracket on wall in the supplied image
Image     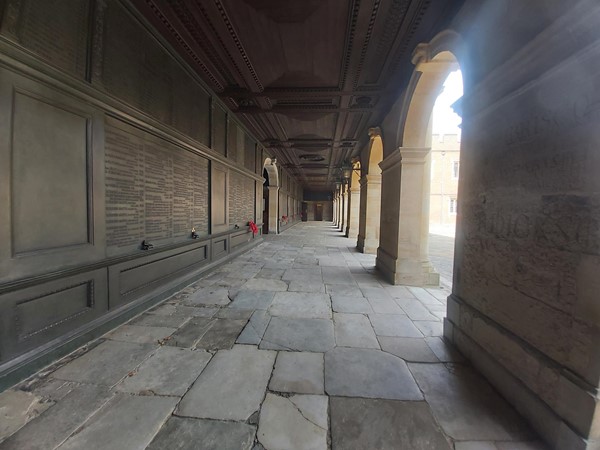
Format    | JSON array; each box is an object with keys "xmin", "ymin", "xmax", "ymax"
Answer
[{"xmin": 141, "ymin": 240, "xmax": 154, "ymax": 250}]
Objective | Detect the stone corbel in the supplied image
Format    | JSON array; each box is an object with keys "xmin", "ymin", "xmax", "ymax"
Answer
[{"xmin": 368, "ymin": 126, "xmax": 382, "ymax": 139}]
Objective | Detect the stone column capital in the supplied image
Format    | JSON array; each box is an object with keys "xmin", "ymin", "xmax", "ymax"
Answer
[
  {"xmin": 267, "ymin": 185, "xmax": 280, "ymax": 192},
  {"xmin": 399, "ymin": 147, "xmax": 431, "ymax": 164}
]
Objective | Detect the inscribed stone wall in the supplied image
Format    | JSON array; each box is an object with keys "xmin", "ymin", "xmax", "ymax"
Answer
[
  {"xmin": 229, "ymin": 170, "xmax": 255, "ymax": 227},
  {"xmin": 0, "ymin": 0, "xmax": 90, "ymax": 78},
  {"xmin": 105, "ymin": 121, "xmax": 209, "ymax": 255}
]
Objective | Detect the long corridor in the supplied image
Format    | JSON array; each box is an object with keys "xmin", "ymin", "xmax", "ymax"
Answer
[{"xmin": 0, "ymin": 222, "xmax": 546, "ymax": 450}]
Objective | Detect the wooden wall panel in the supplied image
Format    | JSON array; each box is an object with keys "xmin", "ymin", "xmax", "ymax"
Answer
[
  {"xmin": 115, "ymin": 244, "xmax": 208, "ymax": 307},
  {"xmin": 0, "ymin": 0, "xmax": 90, "ymax": 78},
  {"xmin": 213, "ymin": 105, "xmax": 227, "ymax": 156},
  {"xmin": 211, "ymin": 163, "xmax": 228, "ymax": 233},
  {"xmin": 0, "ymin": 269, "xmax": 108, "ymax": 364},
  {"xmin": 11, "ymin": 91, "xmax": 90, "ymax": 255},
  {"xmin": 0, "ymin": 0, "xmax": 263, "ymax": 387}
]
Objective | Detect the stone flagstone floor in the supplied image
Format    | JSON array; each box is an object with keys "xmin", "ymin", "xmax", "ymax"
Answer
[{"xmin": 0, "ymin": 222, "xmax": 548, "ymax": 450}]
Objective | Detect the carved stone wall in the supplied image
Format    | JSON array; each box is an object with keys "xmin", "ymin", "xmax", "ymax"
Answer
[{"xmin": 443, "ymin": 1, "xmax": 600, "ymax": 448}]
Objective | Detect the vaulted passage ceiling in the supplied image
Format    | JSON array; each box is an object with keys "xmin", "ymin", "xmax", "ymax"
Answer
[{"xmin": 133, "ymin": 0, "xmax": 463, "ymax": 190}]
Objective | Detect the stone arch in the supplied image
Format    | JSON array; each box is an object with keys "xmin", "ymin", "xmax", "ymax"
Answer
[
  {"xmin": 262, "ymin": 157, "xmax": 280, "ymax": 234},
  {"xmin": 398, "ymin": 30, "xmax": 465, "ymax": 148},
  {"xmin": 357, "ymin": 128, "xmax": 384, "ymax": 254},
  {"xmin": 366, "ymin": 127, "xmax": 384, "ymax": 175},
  {"xmin": 263, "ymin": 157, "xmax": 279, "ymax": 187},
  {"xmin": 375, "ymin": 30, "xmax": 466, "ymax": 286}
]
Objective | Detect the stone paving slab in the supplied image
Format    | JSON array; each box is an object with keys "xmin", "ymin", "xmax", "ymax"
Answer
[
  {"xmin": 282, "ymin": 267, "xmax": 322, "ymax": 282},
  {"xmin": 425, "ymin": 336, "xmax": 465, "ymax": 362},
  {"xmin": 237, "ymin": 310, "xmax": 271, "ymax": 345},
  {"xmin": 229, "ymin": 290, "xmax": 275, "ymax": 310},
  {"xmin": 317, "ymin": 256, "xmax": 347, "ymax": 267},
  {"xmin": 131, "ymin": 313, "xmax": 190, "ymax": 328},
  {"xmin": 367, "ymin": 297, "xmax": 405, "ymax": 314},
  {"xmin": 115, "ymin": 346, "xmax": 212, "ymax": 396},
  {"xmin": 287, "ymin": 280, "xmax": 326, "ymax": 292},
  {"xmin": 325, "ymin": 348, "xmax": 422, "ymax": 400},
  {"xmin": 0, "ymin": 384, "xmax": 112, "ymax": 450},
  {"xmin": 256, "ymin": 268, "xmax": 285, "ymax": 279},
  {"xmin": 258, "ymin": 393, "xmax": 328, "ymax": 450},
  {"xmin": 454, "ymin": 442, "xmax": 499, "ymax": 450},
  {"xmin": 330, "ymin": 397, "xmax": 451, "ymax": 450},
  {"xmin": 360, "ymin": 287, "xmax": 393, "ymax": 299},
  {"xmin": 269, "ymin": 352, "xmax": 324, "ymax": 394},
  {"xmin": 216, "ymin": 308, "xmax": 254, "ymax": 320},
  {"xmin": 321, "ymin": 267, "xmax": 355, "ymax": 284},
  {"xmin": 414, "ymin": 320, "xmax": 444, "ymax": 336},
  {"xmin": 334, "ymin": 313, "xmax": 379, "ymax": 349},
  {"xmin": 0, "ymin": 390, "xmax": 52, "ymax": 442},
  {"xmin": 166, "ymin": 318, "xmax": 214, "ymax": 348},
  {"xmin": 22, "ymin": 378, "xmax": 78, "ymax": 402},
  {"xmin": 146, "ymin": 417, "xmax": 256, "ymax": 450},
  {"xmin": 184, "ymin": 287, "xmax": 231, "ymax": 306},
  {"xmin": 408, "ymin": 286, "xmax": 443, "ymax": 305},
  {"xmin": 383, "ymin": 285, "xmax": 415, "ymax": 298},
  {"xmin": 242, "ymin": 278, "xmax": 288, "ymax": 291},
  {"xmin": 325, "ymin": 284, "xmax": 363, "ymax": 297},
  {"xmin": 172, "ymin": 305, "xmax": 219, "ymax": 318},
  {"xmin": 260, "ymin": 317, "xmax": 335, "ymax": 352},
  {"xmin": 269, "ymin": 292, "xmax": 332, "ymax": 319},
  {"xmin": 51, "ymin": 340, "xmax": 155, "ymax": 386},
  {"xmin": 398, "ymin": 299, "xmax": 440, "ymax": 321},
  {"xmin": 369, "ymin": 314, "xmax": 423, "ymax": 337},
  {"xmin": 58, "ymin": 394, "xmax": 178, "ymax": 450},
  {"xmin": 408, "ymin": 363, "xmax": 535, "ymax": 441},
  {"xmin": 106, "ymin": 325, "xmax": 177, "ymax": 344},
  {"xmin": 378, "ymin": 336, "xmax": 439, "ymax": 362},
  {"xmin": 178, "ymin": 345, "xmax": 276, "ymax": 421},
  {"xmin": 331, "ymin": 295, "xmax": 373, "ymax": 314},
  {"xmin": 195, "ymin": 319, "xmax": 248, "ymax": 350}
]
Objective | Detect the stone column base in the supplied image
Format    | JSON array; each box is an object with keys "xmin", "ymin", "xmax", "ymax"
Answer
[
  {"xmin": 357, "ymin": 235, "xmax": 378, "ymax": 254},
  {"xmin": 445, "ymin": 294, "xmax": 600, "ymax": 450},
  {"xmin": 376, "ymin": 247, "xmax": 439, "ymax": 286}
]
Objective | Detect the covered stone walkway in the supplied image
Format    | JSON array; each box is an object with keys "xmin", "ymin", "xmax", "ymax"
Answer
[{"xmin": 0, "ymin": 222, "xmax": 546, "ymax": 450}]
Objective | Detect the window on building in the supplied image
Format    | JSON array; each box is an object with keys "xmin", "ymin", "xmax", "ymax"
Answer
[
  {"xmin": 449, "ymin": 198, "xmax": 458, "ymax": 215},
  {"xmin": 452, "ymin": 160, "xmax": 460, "ymax": 179}
]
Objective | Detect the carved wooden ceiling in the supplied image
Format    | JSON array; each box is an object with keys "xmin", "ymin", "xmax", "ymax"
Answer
[{"xmin": 133, "ymin": 0, "xmax": 463, "ymax": 190}]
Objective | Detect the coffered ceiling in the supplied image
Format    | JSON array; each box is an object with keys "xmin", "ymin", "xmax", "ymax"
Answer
[{"xmin": 133, "ymin": 0, "xmax": 463, "ymax": 190}]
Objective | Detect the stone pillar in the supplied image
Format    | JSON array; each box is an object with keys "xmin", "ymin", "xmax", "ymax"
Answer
[
  {"xmin": 346, "ymin": 176, "xmax": 360, "ymax": 239},
  {"xmin": 340, "ymin": 182, "xmax": 348, "ymax": 232},
  {"xmin": 376, "ymin": 147, "xmax": 439, "ymax": 286},
  {"xmin": 267, "ymin": 186, "xmax": 279, "ymax": 234},
  {"xmin": 336, "ymin": 189, "xmax": 341, "ymax": 227},
  {"xmin": 357, "ymin": 173, "xmax": 381, "ymax": 254}
]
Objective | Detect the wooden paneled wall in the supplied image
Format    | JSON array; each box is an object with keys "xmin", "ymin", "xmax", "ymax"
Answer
[{"xmin": 0, "ymin": 0, "xmax": 302, "ymax": 388}]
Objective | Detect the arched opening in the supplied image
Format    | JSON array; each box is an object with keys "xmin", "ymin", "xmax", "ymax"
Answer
[
  {"xmin": 397, "ymin": 48, "xmax": 462, "ymax": 287},
  {"xmin": 376, "ymin": 31, "xmax": 465, "ymax": 287},
  {"xmin": 357, "ymin": 128, "xmax": 383, "ymax": 254},
  {"xmin": 428, "ymin": 70, "xmax": 463, "ymax": 289},
  {"xmin": 262, "ymin": 157, "xmax": 280, "ymax": 234}
]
